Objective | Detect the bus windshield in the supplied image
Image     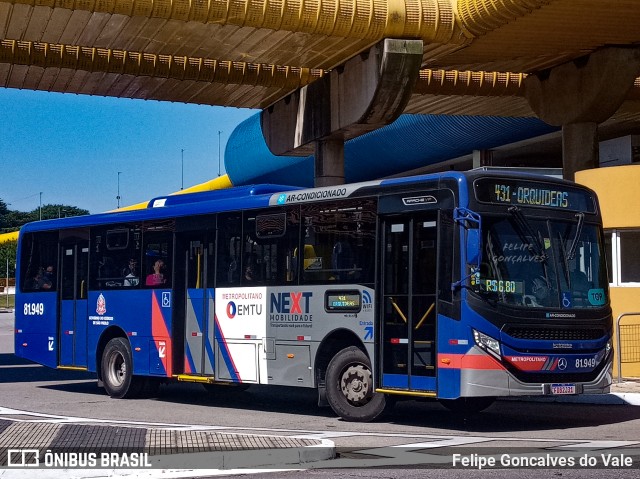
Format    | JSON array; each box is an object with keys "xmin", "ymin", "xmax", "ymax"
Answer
[{"xmin": 472, "ymin": 214, "xmax": 608, "ymax": 309}]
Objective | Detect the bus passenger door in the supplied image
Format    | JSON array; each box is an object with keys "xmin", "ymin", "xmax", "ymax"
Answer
[
  {"xmin": 379, "ymin": 214, "xmax": 438, "ymax": 391},
  {"xmin": 179, "ymin": 232, "xmax": 216, "ymax": 376},
  {"xmin": 59, "ymin": 239, "xmax": 89, "ymax": 368}
]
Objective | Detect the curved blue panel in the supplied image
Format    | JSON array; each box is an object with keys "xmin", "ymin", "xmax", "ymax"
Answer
[{"xmin": 225, "ymin": 113, "xmax": 557, "ymax": 187}]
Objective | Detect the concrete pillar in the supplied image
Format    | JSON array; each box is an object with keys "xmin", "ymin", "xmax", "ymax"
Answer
[
  {"xmin": 261, "ymin": 38, "xmax": 423, "ymax": 187},
  {"xmin": 472, "ymin": 149, "xmax": 493, "ymax": 169},
  {"xmin": 315, "ymin": 139, "xmax": 345, "ymax": 187},
  {"xmin": 562, "ymin": 123, "xmax": 598, "ymax": 181},
  {"xmin": 524, "ymin": 47, "xmax": 640, "ymax": 179}
]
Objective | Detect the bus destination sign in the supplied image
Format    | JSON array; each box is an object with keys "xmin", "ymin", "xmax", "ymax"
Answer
[
  {"xmin": 474, "ymin": 178, "xmax": 595, "ymax": 213},
  {"xmin": 325, "ymin": 290, "xmax": 362, "ymax": 313}
]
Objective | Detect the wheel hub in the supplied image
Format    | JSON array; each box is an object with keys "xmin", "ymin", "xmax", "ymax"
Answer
[
  {"xmin": 340, "ymin": 364, "xmax": 372, "ymax": 405},
  {"xmin": 108, "ymin": 353, "xmax": 126, "ymax": 386}
]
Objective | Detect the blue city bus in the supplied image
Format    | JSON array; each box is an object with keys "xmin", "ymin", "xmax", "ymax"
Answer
[{"xmin": 14, "ymin": 171, "xmax": 612, "ymax": 421}]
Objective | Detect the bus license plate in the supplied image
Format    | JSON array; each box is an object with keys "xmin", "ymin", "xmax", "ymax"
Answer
[{"xmin": 551, "ymin": 383, "xmax": 576, "ymax": 395}]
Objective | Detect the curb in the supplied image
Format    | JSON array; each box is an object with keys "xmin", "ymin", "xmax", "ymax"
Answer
[
  {"xmin": 149, "ymin": 441, "xmax": 335, "ymax": 470},
  {"xmin": 0, "ymin": 417, "xmax": 336, "ymax": 474}
]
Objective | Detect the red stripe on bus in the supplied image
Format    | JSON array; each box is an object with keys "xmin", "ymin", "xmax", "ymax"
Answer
[
  {"xmin": 151, "ymin": 293, "xmax": 172, "ymax": 377},
  {"xmin": 437, "ymin": 353, "xmax": 504, "ymax": 370}
]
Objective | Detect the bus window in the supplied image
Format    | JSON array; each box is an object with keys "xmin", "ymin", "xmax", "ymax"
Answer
[
  {"xmin": 301, "ymin": 199, "xmax": 376, "ymax": 285},
  {"xmin": 20, "ymin": 232, "xmax": 58, "ymax": 292},
  {"xmin": 242, "ymin": 208, "xmax": 299, "ymax": 286},
  {"xmin": 142, "ymin": 224, "xmax": 173, "ymax": 288},
  {"xmin": 91, "ymin": 225, "xmax": 141, "ymax": 289},
  {"xmin": 216, "ymin": 213, "xmax": 242, "ymax": 287}
]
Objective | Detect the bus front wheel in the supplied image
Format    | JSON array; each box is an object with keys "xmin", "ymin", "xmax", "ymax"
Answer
[
  {"xmin": 101, "ymin": 337, "xmax": 143, "ymax": 399},
  {"xmin": 325, "ymin": 346, "xmax": 390, "ymax": 422}
]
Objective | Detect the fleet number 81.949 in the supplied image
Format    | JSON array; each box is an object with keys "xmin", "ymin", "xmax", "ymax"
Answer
[
  {"xmin": 23, "ymin": 302, "xmax": 44, "ymax": 316},
  {"xmin": 576, "ymin": 357, "xmax": 597, "ymax": 369}
]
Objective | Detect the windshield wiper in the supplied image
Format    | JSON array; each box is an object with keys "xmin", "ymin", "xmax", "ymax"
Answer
[
  {"xmin": 507, "ymin": 206, "xmax": 547, "ymax": 262},
  {"xmin": 558, "ymin": 231, "xmax": 571, "ymax": 287},
  {"xmin": 566, "ymin": 212, "xmax": 585, "ymax": 260}
]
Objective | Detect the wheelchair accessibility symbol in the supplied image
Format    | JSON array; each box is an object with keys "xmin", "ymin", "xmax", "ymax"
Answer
[
  {"xmin": 561, "ymin": 292, "xmax": 572, "ymax": 308},
  {"xmin": 162, "ymin": 292, "xmax": 171, "ymax": 308}
]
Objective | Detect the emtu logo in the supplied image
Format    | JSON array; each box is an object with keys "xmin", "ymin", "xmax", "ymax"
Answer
[{"xmin": 225, "ymin": 301, "xmax": 263, "ymax": 318}]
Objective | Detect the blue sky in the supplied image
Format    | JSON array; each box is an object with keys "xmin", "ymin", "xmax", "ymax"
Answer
[{"xmin": 0, "ymin": 88, "xmax": 257, "ymax": 214}]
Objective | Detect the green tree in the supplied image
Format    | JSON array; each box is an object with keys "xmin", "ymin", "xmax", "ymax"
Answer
[
  {"xmin": 0, "ymin": 198, "xmax": 89, "ymax": 233},
  {"xmin": 0, "ymin": 198, "xmax": 90, "ymax": 280},
  {"xmin": 0, "ymin": 199, "xmax": 9, "ymax": 230},
  {"xmin": 0, "ymin": 240, "xmax": 17, "ymax": 278}
]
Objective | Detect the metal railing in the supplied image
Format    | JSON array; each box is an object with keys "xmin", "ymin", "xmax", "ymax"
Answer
[{"xmin": 616, "ymin": 312, "xmax": 640, "ymax": 383}]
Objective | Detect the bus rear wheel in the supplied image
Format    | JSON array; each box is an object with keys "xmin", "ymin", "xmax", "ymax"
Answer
[
  {"xmin": 325, "ymin": 346, "xmax": 390, "ymax": 422},
  {"xmin": 101, "ymin": 337, "xmax": 143, "ymax": 399}
]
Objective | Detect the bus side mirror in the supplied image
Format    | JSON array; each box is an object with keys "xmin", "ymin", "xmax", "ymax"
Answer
[
  {"xmin": 452, "ymin": 207, "xmax": 483, "ymax": 291},
  {"xmin": 467, "ymin": 228, "xmax": 481, "ymax": 268}
]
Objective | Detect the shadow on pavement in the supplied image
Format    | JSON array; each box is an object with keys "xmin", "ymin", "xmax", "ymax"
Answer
[{"xmin": 0, "ymin": 353, "xmax": 94, "ymax": 384}]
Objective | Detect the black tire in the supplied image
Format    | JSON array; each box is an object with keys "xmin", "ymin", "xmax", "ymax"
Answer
[
  {"xmin": 325, "ymin": 346, "xmax": 390, "ymax": 422},
  {"xmin": 439, "ymin": 397, "xmax": 495, "ymax": 414},
  {"xmin": 101, "ymin": 337, "xmax": 143, "ymax": 399}
]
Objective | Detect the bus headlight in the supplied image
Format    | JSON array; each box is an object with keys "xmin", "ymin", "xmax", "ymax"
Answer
[{"xmin": 473, "ymin": 329, "xmax": 501, "ymax": 359}]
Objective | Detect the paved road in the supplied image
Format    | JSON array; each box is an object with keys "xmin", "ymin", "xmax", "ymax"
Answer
[{"xmin": 2, "ymin": 311, "xmax": 640, "ymax": 478}]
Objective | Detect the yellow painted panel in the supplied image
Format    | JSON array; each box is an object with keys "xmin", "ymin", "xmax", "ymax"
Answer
[
  {"xmin": 576, "ymin": 165, "xmax": 640, "ymax": 229},
  {"xmin": 0, "ymin": 231, "xmax": 19, "ymax": 244}
]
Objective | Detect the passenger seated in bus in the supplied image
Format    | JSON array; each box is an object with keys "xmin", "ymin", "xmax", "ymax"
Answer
[
  {"xmin": 44, "ymin": 265, "xmax": 55, "ymax": 289},
  {"xmin": 244, "ymin": 265, "xmax": 254, "ymax": 282},
  {"xmin": 31, "ymin": 268, "xmax": 52, "ymax": 290},
  {"xmin": 146, "ymin": 259, "xmax": 167, "ymax": 286},
  {"xmin": 122, "ymin": 258, "xmax": 139, "ymax": 287}
]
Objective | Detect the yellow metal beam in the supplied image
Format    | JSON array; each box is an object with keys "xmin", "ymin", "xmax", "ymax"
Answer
[
  {"xmin": 414, "ymin": 69, "xmax": 526, "ymax": 96},
  {"xmin": 4, "ymin": 0, "xmax": 463, "ymax": 43},
  {"xmin": 3, "ymin": 37, "xmax": 583, "ymax": 100},
  {"xmin": 456, "ymin": 0, "xmax": 553, "ymax": 37},
  {"xmin": 0, "ymin": 0, "xmax": 556, "ymax": 44},
  {"xmin": 0, "ymin": 39, "xmax": 324, "ymax": 90}
]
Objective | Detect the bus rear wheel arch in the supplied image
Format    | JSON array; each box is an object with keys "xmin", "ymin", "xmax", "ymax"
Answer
[{"xmin": 325, "ymin": 345, "xmax": 391, "ymax": 422}]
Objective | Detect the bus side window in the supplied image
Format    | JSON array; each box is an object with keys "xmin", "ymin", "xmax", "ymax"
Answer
[
  {"xmin": 19, "ymin": 232, "xmax": 58, "ymax": 293},
  {"xmin": 243, "ymin": 208, "xmax": 300, "ymax": 286},
  {"xmin": 300, "ymin": 199, "xmax": 375, "ymax": 286},
  {"xmin": 90, "ymin": 225, "xmax": 141, "ymax": 289},
  {"xmin": 216, "ymin": 213, "xmax": 242, "ymax": 287},
  {"xmin": 143, "ymin": 231, "xmax": 172, "ymax": 288}
]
